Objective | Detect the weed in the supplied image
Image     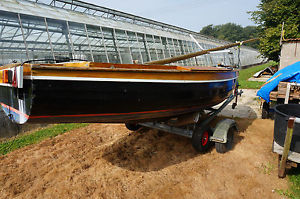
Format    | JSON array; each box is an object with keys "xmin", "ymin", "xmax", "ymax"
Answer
[{"xmin": 260, "ymin": 162, "xmax": 275, "ymax": 175}]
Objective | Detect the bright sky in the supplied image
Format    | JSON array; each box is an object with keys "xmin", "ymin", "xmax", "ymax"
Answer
[{"xmin": 84, "ymin": 0, "xmax": 260, "ymax": 32}]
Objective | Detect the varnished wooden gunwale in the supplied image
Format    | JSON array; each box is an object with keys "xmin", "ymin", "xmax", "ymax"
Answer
[
  {"xmin": 32, "ymin": 62, "xmax": 234, "ymax": 71},
  {"xmin": 29, "ymin": 67, "xmax": 237, "ymax": 81},
  {"xmin": 0, "ymin": 62, "xmax": 238, "ymax": 82},
  {"xmin": 26, "ymin": 63, "xmax": 238, "ymax": 81},
  {"xmin": 1, "ymin": 62, "xmax": 236, "ymax": 73}
]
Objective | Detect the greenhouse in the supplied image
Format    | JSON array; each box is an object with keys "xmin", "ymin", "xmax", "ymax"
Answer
[{"xmin": 0, "ymin": 0, "xmax": 263, "ymax": 66}]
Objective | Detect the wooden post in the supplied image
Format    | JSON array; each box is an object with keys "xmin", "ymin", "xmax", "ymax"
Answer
[{"xmin": 278, "ymin": 117, "xmax": 295, "ymax": 178}]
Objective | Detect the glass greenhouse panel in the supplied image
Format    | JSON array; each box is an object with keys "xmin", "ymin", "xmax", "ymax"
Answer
[
  {"xmin": 68, "ymin": 22, "xmax": 91, "ymax": 61},
  {"xmin": 114, "ymin": 29, "xmax": 132, "ymax": 64},
  {"xmin": 101, "ymin": 27, "xmax": 121, "ymax": 64},
  {"xmin": 86, "ymin": 25, "xmax": 108, "ymax": 63},
  {"xmin": 0, "ymin": 11, "xmax": 28, "ymax": 65},
  {"xmin": 45, "ymin": 18, "xmax": 73, "ymax": 60},
  {"xmin": 126, "ymin": 31, "xmax": 143, "ymax": 64},
  {"xmin": 19, "ymin": 14, "xmax": 51, "ymax": 60},
  {"xmin": 135, "ymin": 33, "xmax": 148, "ymax": 63}
]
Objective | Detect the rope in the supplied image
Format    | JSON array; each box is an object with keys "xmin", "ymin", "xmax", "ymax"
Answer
[{"xmin": 237, "ymin": 45, "xmax": 241, "ymax": 68}]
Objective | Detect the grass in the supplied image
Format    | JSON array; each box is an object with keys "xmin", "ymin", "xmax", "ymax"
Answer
[
  {"xmin": 274, "ymin": 189, "xmax": 293, "ymax": 198},
  {"xmin": 287, "ymin": 168, "xmax": 300, "ymax": 199},
  {"xmin": 238, "ymin": 61, "xmax": 277, "ymax": 89},
  {"xmin": 275, "ymin": 168, "xmax": 300, "ymax": 199},
  {"xmin": 0, "ymin": 123, "xmax": 88, "ymax": 155}
]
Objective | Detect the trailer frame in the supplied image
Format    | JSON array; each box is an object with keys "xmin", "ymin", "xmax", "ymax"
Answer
[{"xmin": 136, "ymin": 89, "xmax": 243, "ymax": 153}]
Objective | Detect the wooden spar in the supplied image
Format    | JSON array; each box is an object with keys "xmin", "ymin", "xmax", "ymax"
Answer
[{"xmin": 145, "ymin": 38, "xmax": 259, "ymax": 65}]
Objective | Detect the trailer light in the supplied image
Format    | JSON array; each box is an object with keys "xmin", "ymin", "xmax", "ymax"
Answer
[
  {"xmin": 1, "ymin": 70, "xmax": 13, "ymax": 84},
  {"xmin": 0, "ymin": 71, "xmax": 3, "ymax": 83},
  {"xmin": 3, "ymin": 70, "xmax": 9, "ymax": 83}
]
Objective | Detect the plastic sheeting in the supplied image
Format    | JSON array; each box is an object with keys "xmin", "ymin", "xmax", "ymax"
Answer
[{"xmin": 257, "ymin": 61, "xmax": 300, "ymax": 102}]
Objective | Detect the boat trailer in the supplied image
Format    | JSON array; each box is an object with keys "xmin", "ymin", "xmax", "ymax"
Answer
[{"xmin": 128, "ymin": 89, "xmax": 243, "ymax": 153}]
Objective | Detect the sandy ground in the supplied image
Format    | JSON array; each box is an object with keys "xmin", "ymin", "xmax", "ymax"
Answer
[{"xmin": 0, "ymin": 118, "xmax": 288, "ymax": 199}]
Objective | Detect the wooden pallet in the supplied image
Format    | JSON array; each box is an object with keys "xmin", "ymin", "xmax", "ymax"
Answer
[{"xmin": 270, "ymin": 82, "xmax": 300, "ymax": 101}]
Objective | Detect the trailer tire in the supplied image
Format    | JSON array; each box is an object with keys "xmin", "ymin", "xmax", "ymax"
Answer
[
  {"xmin": 125, "ymin": 123, "xmax": 141, "ymax": 131},
  {"xmin": 192, "ymin": 127, "xmax": 212, "ymax": 153},
  {"xmin": 215, "ymin": 127, "xmax": 236, "ymax": 153}
]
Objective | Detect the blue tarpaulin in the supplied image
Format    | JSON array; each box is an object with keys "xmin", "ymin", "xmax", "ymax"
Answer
[{"xmin": 257, "ymin": 61, "xmax": 300, "ymax": 102}]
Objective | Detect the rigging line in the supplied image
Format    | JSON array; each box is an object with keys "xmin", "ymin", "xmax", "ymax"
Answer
[{"xmin": 237, "ymin": 44, "xmax": 241, "ymax": 68}]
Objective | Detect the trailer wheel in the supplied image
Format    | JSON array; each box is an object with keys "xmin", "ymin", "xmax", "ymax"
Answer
[
  {"xmin": 125, "ymin": 123, "xmax": 141, "ymax": 131},
  {"xmin": 192, "ymin": 127, "xmax": 212, "ymax": 152},
  {"xmin": 215, "ymin": 127, "xmax": 236, "ymax": 153}
]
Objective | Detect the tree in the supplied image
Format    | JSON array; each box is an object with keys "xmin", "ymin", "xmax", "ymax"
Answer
[
  {"xmin": 200, "ymin": 24, "xmax": 216, "ymax": 38},
  {"xmin": 200, "ymin": 23, "xmax": 259, "ymax": 49},
  {"xmin": 250, "ymin": 0, "xmax": 300, "ymax": 61}
]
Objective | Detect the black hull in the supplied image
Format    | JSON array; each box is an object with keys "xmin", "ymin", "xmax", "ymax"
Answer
[{"xmin": 0, "ymin": 79, "xmax": 236, "ymax": 124}]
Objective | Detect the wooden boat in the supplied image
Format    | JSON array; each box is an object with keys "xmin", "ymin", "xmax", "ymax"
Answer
[
  {"xmin": 0, "ymin": 61, "xmax": 238, "ymax": 124},
  {"xmin": 0, "ymin": 39, "xmax": 260, "ymax": 124}
]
